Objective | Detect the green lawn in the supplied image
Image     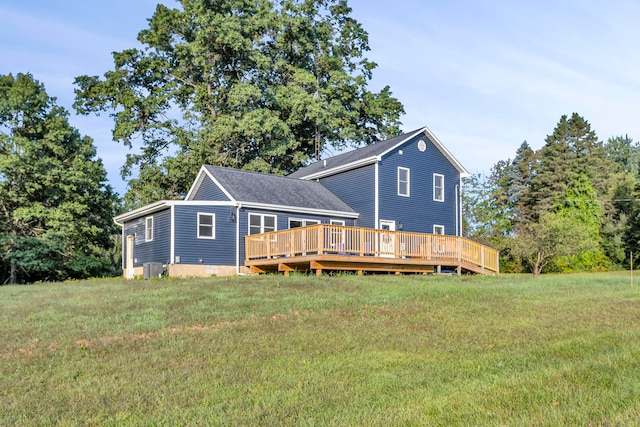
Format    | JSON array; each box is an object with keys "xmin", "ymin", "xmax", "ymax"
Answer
[{"xmin": 1, "ymin": 273, "xmax": 639, "ymax": 426}]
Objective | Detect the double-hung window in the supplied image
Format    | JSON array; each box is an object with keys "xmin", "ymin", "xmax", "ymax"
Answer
[
  {"xmin": 433, "ymin": 174, "xmax": 444, "ymax": 202},
  {"xmin": 249, "ymin": 213, "xmax": 277, "ymax": 235},
  {"xmin": 145, "ymin": 216, "xmax": 154, "ymax": 242},
  {"xmin": 398, "ymin": 167, "xmax": 410, "ymax": 197},
  {"xmin": 198, "ymin": 213, "xmax": 216, "ymax": 239}
]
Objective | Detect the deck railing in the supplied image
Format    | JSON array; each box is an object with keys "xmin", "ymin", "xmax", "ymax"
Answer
[{"xmin": 245, "ymin": 224, "xmax": 499, "ymax": 274}]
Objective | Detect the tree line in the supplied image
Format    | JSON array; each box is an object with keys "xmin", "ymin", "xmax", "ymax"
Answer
[
  {"xmin": 0, "ymin": 73, "xmax": 120, "ymax": 284},
  {"xmin": 463, "ymin": 112, "xmax": 640, "ymax": 275}
]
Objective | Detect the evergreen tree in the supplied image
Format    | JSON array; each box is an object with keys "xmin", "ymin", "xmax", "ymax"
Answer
[
  {"xmin": 605, "ymin": 135, "xmax": 639, "ymax": 175},
  {"xmin": 521, "ymin": 113, "xmax": 610, "ymax": 271},
  {"xmin": 602, "ymin": 135, "xmax": 639, "ymax": 265},
  {"xmin": 74, "ymin": 0, "xmax": 405, "ymax": 208},
  {"xmin": 0, "ymin": 73, "xmax": 119, "ymax": 284},
  {"xmin": 508, "ymin": 141, "xmax": 536, "ymax": 230},
  {"xmin": 530, "ymin": 114, "xmax": 607, "ymax": 227}
]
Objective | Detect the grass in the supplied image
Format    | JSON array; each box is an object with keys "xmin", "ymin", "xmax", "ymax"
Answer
[{"xmin": 1, "ymin": 272, "xmax": 639, "ymax": 425}]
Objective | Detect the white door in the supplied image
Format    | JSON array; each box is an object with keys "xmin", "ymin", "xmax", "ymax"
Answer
[
  {"xmin": 125, "ymin": 234, "xmax": 134, "ymax": 279},
  {"xmin": 289, "ymin": 219, "xmax": 320, "ymax": 255},
  {"xmin": 379, "ymin": 220, "xmax": 395, "ymax": 257}
]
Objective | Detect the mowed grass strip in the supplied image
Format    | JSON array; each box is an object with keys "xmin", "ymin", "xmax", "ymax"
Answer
[{"xmin": 1, "ymin": 273, "xmax": 639, "ymax": 425}]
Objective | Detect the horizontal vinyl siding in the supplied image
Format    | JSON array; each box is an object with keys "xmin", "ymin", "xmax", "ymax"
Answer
[
  {"xmin": 192, "ymin": 176, "xmax": 230, "ymax": 201},
  {"xmin": 173, "ymin": 205, "xmax": 236, "ymax": 266},
  {"xmin": 123, "ymin": 208, "xmax": 171, "ymax": 267},
  {"xmin": 318, "ymin": 164, "xmax": 375, "ymax": 228},
  {"xmin": 378, "ymin": 135, "xmax": 459, "ymax": 235}
]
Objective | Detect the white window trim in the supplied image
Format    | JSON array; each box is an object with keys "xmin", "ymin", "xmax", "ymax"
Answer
[
  {"xmin": 330, "ymin": 220, "xmax": 345, "ymax": 226},
  {"xmin": 398, "ymin": 167, "xmax": 410, "ymax": 197},
  {"xmin": 288, "ymin": 218, "xmax": 321, "ymax": 229},
  {"xmin": 248, "ymin": 213, "xmax": 278, "ymax": 235},
  {"xmin": 197, "ymin": 212, "xmax": 216, "ymax": 239},
  {"xmin": 433, "ymin": 224, "xmax": 445, "ymax": 235},
  {"xmin": 433, "ymin": 173, "xmax": 444, "ymax": 202},
  {"xmin": 145, "ymin": 216, "xmax": 154, "ymax": 242}
]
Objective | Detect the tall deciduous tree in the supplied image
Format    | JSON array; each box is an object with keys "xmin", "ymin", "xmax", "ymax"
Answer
[
  {"xmin": 462, "ymin": 160, "xmax": 513, "ymax": 239},
  {"xmin": 74, "ymin": 0, "xmax": 404, "ymax": 208},
  {"xmin": 0, "ymin": 73, "xmax": 119, "ymax": 284}
]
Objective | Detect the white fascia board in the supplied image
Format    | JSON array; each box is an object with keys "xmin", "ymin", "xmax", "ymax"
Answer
[
  {"xmin": 418, "ymin": 126, "xmax": 470, "ymax": 178},
  {"xmin": 296, "ymin": 126, "xmax": 469, "ymax": 180},
  {"xmin": 295, "ymin": 156, "xmax": 378, "ymax": 180},
  {"xmin": 368, "ymin": 127, "xmax": 470, "ymax": 179},
  {"xmin": 184, "ymin": 166, "xmax": 206, "ymax": 200},
  {"xmin": 184, "ymin": 166, "xmax": 237, "ymax": 202},
  {"xmin": 202, "ymin": 167, "xmax": 237, "ymax": 202},
  {"xmin": 239, "ymin": 202, "xmax": 359, "ymax": 219},
  {"xmin": 178, "ymin": 201, "xmax": 236, "ymax": 206},
  {"xmin": 375, "ymin": 128, "xmax": 425, "ymax": 159},
  {"xmin": 113, "ymin": 200, "xmax": 236, "ymax": 225},
  {"xmin": 113, "ymin": 201, "xmax": 170, "ymax": 226}
]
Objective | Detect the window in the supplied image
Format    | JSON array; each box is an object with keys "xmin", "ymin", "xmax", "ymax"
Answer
[
  {"xmin": 145, "ymin": 216, "xmax": 153, "ymax": 242},
  {"xmin": 398, "ymin": 167, "xmax": 410, "ymax": 197},
  {"xmin": 289, "ymin": 218, "xmax": 320, "ymax": 229},
  {"xmin": 198, "ymin": 213, "xmax": 216, "ymax": 239},
  {"xmin": 433, "ymin": 174, "xmax": 444, "ymax": 202},
  {"xmin": 330, "ymin": 220, "xmax": 346, "ymax": 250},
  {"xmin": 433, "ymin": 225, "xmax": 445, "ymax": 235},
  {"xmin": 249, "ymin": 213, "xmax": 277, "ymax": 235}
]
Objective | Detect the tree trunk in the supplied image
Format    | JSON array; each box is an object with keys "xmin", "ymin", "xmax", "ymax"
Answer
[
  {"xmin": 9, "ymin": 258, "xmax": 17, "ymax": 285},
  {"xmin": 8, "ymin": 234, "xmax": 17, "ymax": 284},
  {"xmin": 533, "ymin": 251, "xmax": 544, "ymax": 277}
]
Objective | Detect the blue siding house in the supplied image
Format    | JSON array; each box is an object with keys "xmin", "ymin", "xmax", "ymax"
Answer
[
  {"xmin": 114, "ymin": 126, "xmax": 470, "ymax": 277},
  {"xmin": 289, "ymin": 126, "xmax": 469, "ymax": 236}
]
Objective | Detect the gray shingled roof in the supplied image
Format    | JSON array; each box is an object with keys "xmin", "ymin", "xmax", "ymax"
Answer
[
  {"xmin": 203, "ymin": 165, "xmax": 356, "ymax": 213},
  {"xmin": 287, "ymin": 128, "xmax": 424, "ymax": 179}
]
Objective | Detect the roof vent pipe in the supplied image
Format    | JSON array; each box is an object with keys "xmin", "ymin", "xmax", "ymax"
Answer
[{"xmin": 323, "ymin": 159, "xmax": 327, "ymax": 167}]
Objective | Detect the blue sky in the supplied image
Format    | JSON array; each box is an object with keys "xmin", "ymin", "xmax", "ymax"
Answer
[{"xmin": 2, "ymin": 0, "xmax": 640, "ymax": 196}]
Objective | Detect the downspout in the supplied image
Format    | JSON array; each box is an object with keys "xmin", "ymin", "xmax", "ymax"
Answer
[
  {"xmin": 455, "ymin": 184, "xmax": 459, "ymax": 237},
  {"xmin": 170, "ymin": 205, "xmax": 175, "ymax": 267},
  {"xmin": 374, "ymin": 162, "xmax": 379, "ymax": 228},
  {"xmin": 120, "ymin": 221, "xmax": 125, "ymax": 273},
  {"xmin": 235, "ymin": 203, "xmax": 241, "ymax": 275},
  {"xmin": 113, "ymin": 217, "xmax": 125, "ymax": 276},
  {"xmin": 459, "ymin": 176, "xmax": 463, "ymax": 237}
]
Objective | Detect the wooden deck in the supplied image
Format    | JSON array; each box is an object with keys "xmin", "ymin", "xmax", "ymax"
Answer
[{"xmin": 245, "ymin": 224, "xmax": 499, "ymax": 276}]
